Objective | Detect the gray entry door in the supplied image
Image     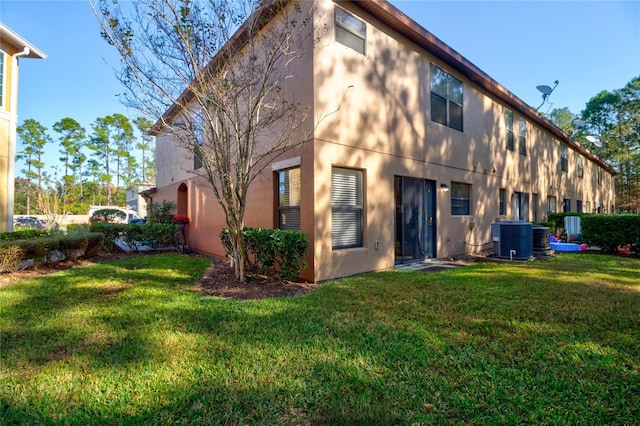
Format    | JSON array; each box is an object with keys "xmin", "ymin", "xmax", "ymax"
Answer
[{"xmin": 395, "ymin": 177, "xmax": 436, "ymax": 263}]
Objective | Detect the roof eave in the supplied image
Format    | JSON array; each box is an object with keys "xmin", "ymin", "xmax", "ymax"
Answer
[
  {"xmin": 355, "ymin": 0, "xmax": 616, "ymax": 176},
  {"xmin": 0, "ymin": 23, "xmax": 47, "ymax": 59}
]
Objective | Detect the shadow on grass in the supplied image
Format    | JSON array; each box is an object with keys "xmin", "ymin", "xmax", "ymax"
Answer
[{"xmin": 1, "ymin": 253, "xmax": 639, "ymax": 424}]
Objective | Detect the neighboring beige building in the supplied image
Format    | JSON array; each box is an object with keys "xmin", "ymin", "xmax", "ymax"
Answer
[
  {"xmin": 126, "ymin": 184, "xmax": 154, "ymax": 218},
  {"xmin": 0, "ymin": 23, "xmax": 46, "ymax": 232},
  {"xmin": 152, "ymin": 0, "xmax": 616, "ymax": 282}
]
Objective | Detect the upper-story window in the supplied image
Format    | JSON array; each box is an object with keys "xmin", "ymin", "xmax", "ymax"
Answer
[
  {"xmin": 577, "ymin": 156, "xmax": 584, "ymax": 179},
  {"xmin": 560, "ymin": 143, "xmax": 569, "ymax": 172},
  {"xmin": 0, "ymin": 50, "xmax": 5, "ymax": 108},
  {"xmin": 430, "ymin": 64, "xmax": 463, "ymax": 131},
  {"xmin": 518, "ymin": 119, "xmax": 527, "ymax": 156},
  {"xmin": 505, "ymin": 110, "xmax": 514, "ymax": 151},
  {"xmin": 596, "ymin": 167, "xmax": 603, "ymax": 186},
  {"xmin": 335, "ymin": 7, "xmax": 366, "ymax": 55}
]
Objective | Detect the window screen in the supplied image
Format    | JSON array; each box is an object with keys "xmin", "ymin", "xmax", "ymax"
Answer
[{"xmin": 332, "ymin": 167, "xmax": 363, "ymax": 249}]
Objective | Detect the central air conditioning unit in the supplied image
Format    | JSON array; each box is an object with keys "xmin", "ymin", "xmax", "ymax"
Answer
[
  {"xmin": 491, "ymin": 221, "xmax": 533, "ymax": 260},
  {"xmin": 532, "ymin": 225, "xmax": 551, "ymax": 254}
]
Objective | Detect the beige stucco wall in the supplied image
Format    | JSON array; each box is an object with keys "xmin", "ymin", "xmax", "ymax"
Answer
[
  {"xmin": 308, "ymin": 0, "xmax": 615, "ymax": 281},
  {"xmin": 153, "ymin": 0, "xmax": 615, "ymax": 283}
]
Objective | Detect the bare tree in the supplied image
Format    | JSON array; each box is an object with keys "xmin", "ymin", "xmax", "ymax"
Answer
[{"xmin": 93, "ymin": 0, "xmax": 315, "ymax": 281}]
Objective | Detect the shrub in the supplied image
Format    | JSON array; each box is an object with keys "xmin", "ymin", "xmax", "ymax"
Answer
[
  {"xmin": 89, "ymin": 222, "xmax": 177, "ymax": 252},
  {"xmin": 221, "ymin": 227, "xmax": 308, "ymax": 281},
  {"xmin": 147, "ymin": 200, "xmax": 175, "ymax": 224},
  {"xmin": 67, "ymin": 223, "xmax": 90, "ymax": 233},
  {"xmin": 0, "ymin": 229, "xmax": 48, "ymax": 241},
  {"xmin": 0, "ymin": 245, "xmax": 26, "ymax": 272},
  {"xmin": 0, "ymin": 232, "xmax": 104, "ymax": 271},
  {"xmin": 89, "ymin": 222, "xmax": 129, "ymax": 252},
  {"xmin": 582, "ymin": 215, "xmax": 640, "ymax": 254},
  {"xmin": 90, "ymin": 208, "xmax": 127, "ymax": 224}
]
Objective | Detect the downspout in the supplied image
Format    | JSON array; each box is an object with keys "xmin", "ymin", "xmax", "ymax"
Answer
[{"xmin": 6, "ymin": 47, "xmax": 30, "ymax": 232}]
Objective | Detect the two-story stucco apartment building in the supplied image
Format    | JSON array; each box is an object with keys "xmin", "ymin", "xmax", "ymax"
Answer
[
  {"xmin": 0, "ymin": 23, "xmax": 46, "ymax": 232},
  {"xmin": 151, "ymin": 0, "xmax": 616, "ymax": 282}
]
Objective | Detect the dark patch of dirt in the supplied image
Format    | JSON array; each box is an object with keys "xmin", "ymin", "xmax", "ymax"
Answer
[
  {"xmin": 195, "ymin": 257, "xmax": 319, "ymax": 300},
  {"xmin": 0, "ymin": 251, "xmax": 318, "ymax": 301}
]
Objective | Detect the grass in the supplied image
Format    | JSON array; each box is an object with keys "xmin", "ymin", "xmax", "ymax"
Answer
[{"xmin": 1, "ymin": 253, "xmax": 639, "ymax": 425}]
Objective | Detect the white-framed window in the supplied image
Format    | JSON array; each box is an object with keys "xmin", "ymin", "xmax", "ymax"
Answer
[
  {"xmin": 505, "ymin": 110, "xmax": 514, "ymax": 151},
  {"xmin": 332, "ymin": 167, "xmax": 363, "ymax": 249},
  {"xmin": 335, "ymin": 6, "xmax": 366, "ymax": 55},
  {"xmin": 278, "ymin": 167, "xmax": 301, "ymax": 231},
  {"xmin": 430, "ymin": 64, "xmax": 463, "ymax": 131},
  {"xmin": 560, "ymin": 143, "xmax": 569, "ymax": 172},
  {"xmin": 586, "ymin": 200, "xmax": 591, "ymax": 213},
  {"xmin": 518, "ymin": 119, "xmax": 527, "ymax": 156},
  {"xmin": 499, "ymin": 188, "xmax": 506, "ymax": 215},
  {"xmin": 451, "ymin": 182, "xmax": 471, "ymax": 215}
]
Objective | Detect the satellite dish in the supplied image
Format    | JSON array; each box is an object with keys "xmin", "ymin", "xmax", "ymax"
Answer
[
  {"xmin": 537, "ymin": 85, "xmax": 553, "ymax": 96},
  {"xmin": 573, "ymin": 119, "xmax": 586, "ymax": 128},
  {"xmin": 586, "ymin": 135, "xmax": 602, "ymax": 148},
  {"xmin": 535, "ymin": 80, "xmax": 559, "ymax": 110}
]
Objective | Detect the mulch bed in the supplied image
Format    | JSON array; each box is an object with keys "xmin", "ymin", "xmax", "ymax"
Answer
[{"xmin": 195, "ymin": 256, "xmax": 319, "ymax": 300}]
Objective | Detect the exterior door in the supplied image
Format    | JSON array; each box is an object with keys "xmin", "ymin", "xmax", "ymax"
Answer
[{"xmin": 395, "ymin": 176, "xmax": 436, "ymax": 264}]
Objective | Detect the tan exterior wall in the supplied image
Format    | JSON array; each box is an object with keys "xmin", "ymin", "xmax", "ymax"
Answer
[
  {"xmin": 154, "ymin": 0, "xmax": 616, "ymax": 283},
  {"xmin": 308, "ymin": 0, "xmax": 615, "ymax": 281}
]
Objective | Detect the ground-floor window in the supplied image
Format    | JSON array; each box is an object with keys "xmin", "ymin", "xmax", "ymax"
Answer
[
  {"xmin": 332, "ymin": 167, "xmax": 363, "ymax": 249},
  {"xmin": 499, "ymin": 188, "xmax": 506, "ymax": 216},
  {"xmin": 451, "ymin": 182, "xmax": 471, "ymax": 215},
  {"xmin": 547, "ymin": 196, "xmax": 557, "ymax": 214},
  {"xmin": 576, "ymin": 199, "xmax": 583, "ymax": 213},
  {"xmin": 532, "ymin": 193, "xmax": 539, "ymax": 222},
  {"xmin": 563, "ymin": 198, "xmax": 571, "ymax": 212},
  {"xmin": 278, "ymin": 167, "xmax": 301, "ymax": 231}
]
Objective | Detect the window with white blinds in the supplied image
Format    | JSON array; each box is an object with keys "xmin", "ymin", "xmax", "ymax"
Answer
[
  {"xmin": 278, "ymin": 168, "xmax": 301, "ymax": 231},
  {"xmin": 331, "ymin": 167, "xmax": 363, "ymax": 249}
]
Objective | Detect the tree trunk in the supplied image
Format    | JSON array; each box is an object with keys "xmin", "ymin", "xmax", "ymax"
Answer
[{"xmin": 231, "ymin": 225, "xmax": 247, "ymax": 282}]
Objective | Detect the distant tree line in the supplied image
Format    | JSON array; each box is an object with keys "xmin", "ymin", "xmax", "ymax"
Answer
[
  {"xmin": 547, "ymin": 76, "xmax": 639, "ymax": 213},
  {"xmin": 15, "ymin": 114, "xmax": 155, "ymax": 216}
]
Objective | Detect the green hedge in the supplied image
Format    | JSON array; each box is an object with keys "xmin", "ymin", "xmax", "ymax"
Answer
[
  {"xmin": 221, "ymin": 227, "xmax": 308, "ymax": 281},
  {"xmin": 89, "ymin": 222, "xmax": 177, "ymax": 252},
  {"xmin": 0, "ymin": 229, "xmax": 48, "ymax": 241},
  {"xmin": 582, "ymin": 215, "xmax": 640, "ymax": 254},
  {"xmin": 0, "ymin": 232, "xmax": 104, "ymax": 271},
  {"xmin": 547, "ymin": 212, "xmax": 585, "ymax": 230}
]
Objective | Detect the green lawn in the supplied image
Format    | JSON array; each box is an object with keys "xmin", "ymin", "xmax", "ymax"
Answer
[{"xmin": 1, "ymin": 253, "xmax": 639, "ymax": 425}]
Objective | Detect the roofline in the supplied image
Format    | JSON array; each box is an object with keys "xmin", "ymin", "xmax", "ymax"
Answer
[
  {"xmin": 0, "ymin": 22, "xmax": 47, "ymax": 59},
  {"xmin": 150, "ymin": 0, "xmax": 616, "ymax": 176},
  {"xmin": 355, "ymin": 0, "xmax": 616, "ymax": 175}
]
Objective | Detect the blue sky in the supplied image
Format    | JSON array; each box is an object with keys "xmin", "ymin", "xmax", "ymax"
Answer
[{"xmin": 2, "ymin": 0, "xmax": 639, "ymax": 174}]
